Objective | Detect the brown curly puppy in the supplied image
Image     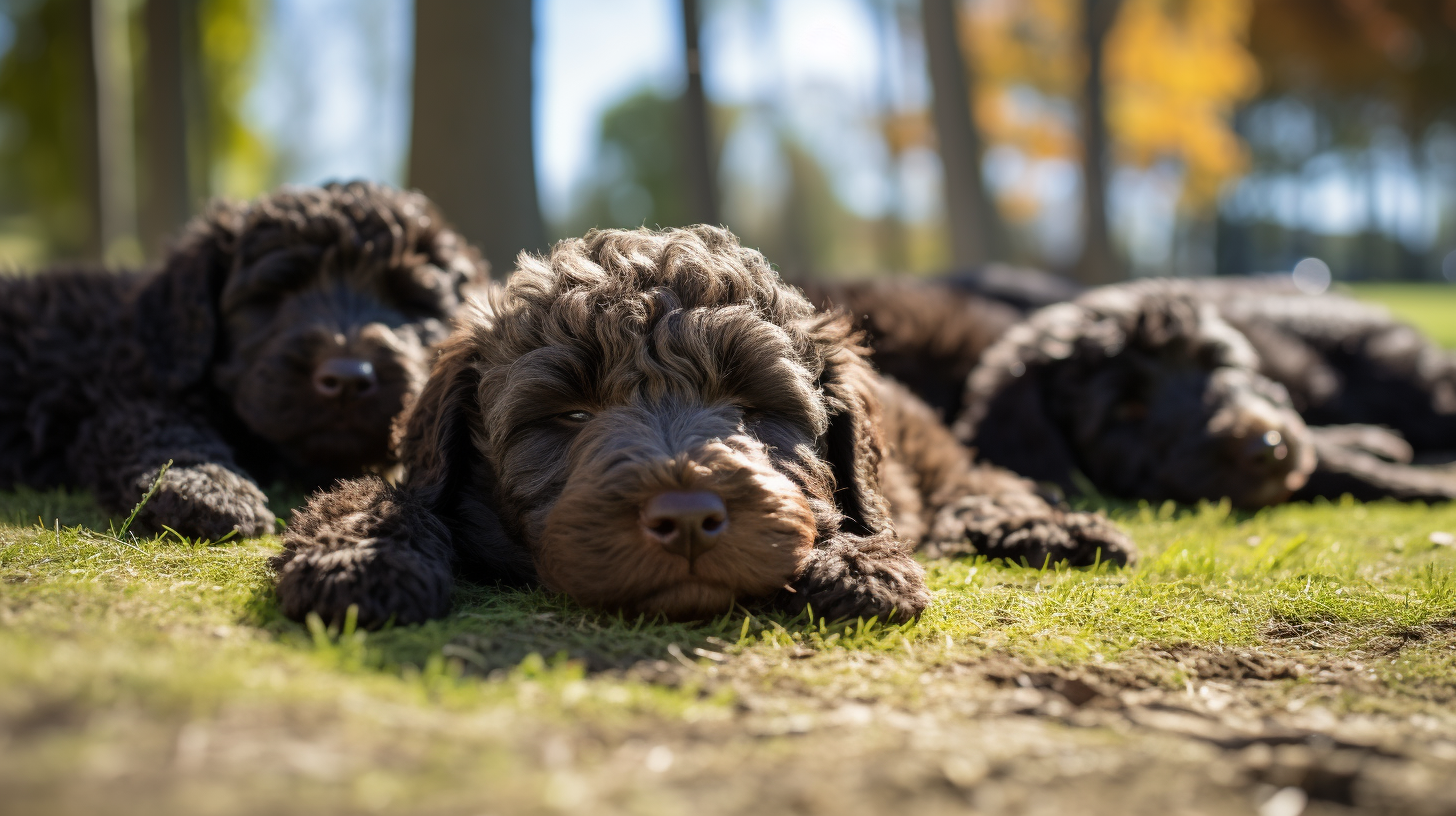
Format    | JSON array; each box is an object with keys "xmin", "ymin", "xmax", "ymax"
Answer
[
  {"xmin": 0, "ymin": 181, "xmax": 484, "ymax": 539},
  {"xmin": 273, "ymin": 227, "xmax": 1133, "ymax": 628}
]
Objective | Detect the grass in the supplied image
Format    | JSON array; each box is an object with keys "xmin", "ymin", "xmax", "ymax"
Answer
[
  {"xmin": 3, "ymin": 490, "xmax": 1456, "ymax": 814},
  {"xmin": 3, "ymin": 284, "xmax": 1456, "ymax": 814},
  {"xmin": 1344, "ymin": 281, "xmax": 1456, "ymax": 348}
]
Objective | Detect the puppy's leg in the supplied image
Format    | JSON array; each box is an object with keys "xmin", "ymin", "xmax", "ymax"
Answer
[
  {"xmin": 879, "ymin": 378, "xmax": 1136, "ymax": 566},
  {"xmin": 921, "ymin": 467, "xmax": 1136, "ymax": 567},
  {"xmin": 272, "ymin": 478, "xmax": 454, "ymax": 628},
  {"xmin": 1295, "ymin": 428, "xmax": 1456, "ymax": 502},
  {"xmin": 70, "ymin": 399, "xmax": 274, "ymax": 539},
  {"xmin": 784, "ymin": 529, "xmax": 930, "ymax": 623}
]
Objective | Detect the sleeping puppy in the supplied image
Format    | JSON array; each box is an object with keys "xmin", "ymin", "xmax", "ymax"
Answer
[
  {"xmin": 0, "ymin": 181, "xmax": 484, "ymax": 539},
  {"xmin": 272, "ymin": 227, "xmax": 1133, "ymax": 627},
  {"xmin": 955, "ymin": 278, "xmax": 1456, "ymax": 506}
]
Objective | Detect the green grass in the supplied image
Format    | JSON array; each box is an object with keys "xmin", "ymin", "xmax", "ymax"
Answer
[
  {"xmin": 3, "ymin": 489, "xmax": 1455, "ymax": 814},
  {"xmin": 1344, "ymin": 282, "xmax": 1456, "ymax": 347}
]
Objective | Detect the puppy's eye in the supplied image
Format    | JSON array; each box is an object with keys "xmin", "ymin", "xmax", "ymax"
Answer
[{"xmin": 556, "ymin": 410, "xmax": 593, "ymax": 423}]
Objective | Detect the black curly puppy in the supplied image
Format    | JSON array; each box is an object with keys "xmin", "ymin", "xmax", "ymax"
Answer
[
  {"xmin": 955, "ymin": 278, "xmax": 1456, "ymax": 506},
  {"xmin": 0, "ymin": 181, "xmax": 485, "ymax": 538},
  {"xmin": 273, "ymin": 227, "xmax": 1133, "ymax": 628}
]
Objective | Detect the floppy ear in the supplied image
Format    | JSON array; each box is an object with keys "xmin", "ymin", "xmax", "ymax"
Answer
[
  {"xmin": 395, "ymin": 326, "xmax": 534, "ymax": 584},
  {"xmin": 133, "ymin": 214, "xmax": 237, "ymax": 392},
  {"xmin": 397, "ymin": 330, "xmax": 483, "ymax": 504},
  {"xmin": 808, "ymin": 315, "xmax": 895, "ymax": 537}
]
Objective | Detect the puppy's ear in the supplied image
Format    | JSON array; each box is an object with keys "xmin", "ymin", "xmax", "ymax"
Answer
[
  {"xmin": 397, "ymin": 332, "xmax": 482, "ymax": 507},
  {"xmin": 134, "ymin": 212, "xmax": 237, "ymax": 392},
  {"xmin": 394, "ymin": 320, "xmax": 535, "ymax": 584},
  {"xmin": 952, "ymin": 308, "xmax": 1087, "ymax": 496},
  {"xmin": 808, "ymin": 315, "xmax": 894, "ymax": 536}
]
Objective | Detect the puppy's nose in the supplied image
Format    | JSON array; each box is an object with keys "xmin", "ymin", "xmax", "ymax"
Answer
[
  {"xmin": 1240, "ymin": 429, "xmax": 1290, "ymax": 468},
  {"xmin": 312, "ymin": 357, "xmax": 378, "ymax": 399},
  {"xmin": 641, "ymin": 491, "xmax": 728, "ymax": 565}
]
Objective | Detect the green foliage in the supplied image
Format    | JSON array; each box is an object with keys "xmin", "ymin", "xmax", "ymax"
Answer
[
  {"xmin": 196, "ymin": 0, "xmax": 270, "ymax": 198},
  {"xmin": 0, "ymin": 0, "xmax": 99, "ymax": 259}
]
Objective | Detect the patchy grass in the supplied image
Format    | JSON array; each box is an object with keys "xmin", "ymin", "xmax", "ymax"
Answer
[
  {"xmin": 1344, "ymin": 282, "xmax": 1456, "ymax": 347},
  {"xmin": 3, "ymin": 489, "xmax": 1456, "ymax": 815}
]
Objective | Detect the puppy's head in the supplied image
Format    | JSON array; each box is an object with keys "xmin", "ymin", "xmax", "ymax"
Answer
[
  {"xmin": 137, "ymin": 181, "xmax": 485, "ymax": 474},
  {"xmin": 957, "ymin": 281, "xmax": 1316, "ymax": 508},
  {"xmin": 401, "ymin": 226, "xmax": 891, "ymax": 619}
]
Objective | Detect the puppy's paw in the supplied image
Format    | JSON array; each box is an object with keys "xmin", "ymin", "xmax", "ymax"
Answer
[
  {"xmin": 924, "ymin": 494, "xmax": 1136, "ymax": 567},
  {"xmin": 784, "ymin": 534, "xmax": 930, "ymax": 623},
  {"xmin": 272, "ymin": 479, "xmax": 454, "ymax": 629},
  {"xmin": 133, "ymin": 463, "xmax": 276, "ymax": 540}
]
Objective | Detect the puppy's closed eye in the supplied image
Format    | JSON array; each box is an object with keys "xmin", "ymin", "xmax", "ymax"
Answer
[{"xmin": 556, "ymin": 410, "xmax": 593, "ymax": 424}]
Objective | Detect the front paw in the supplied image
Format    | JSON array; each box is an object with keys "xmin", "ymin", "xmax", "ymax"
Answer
[
  {"xmin": 132, "ymin": 463, "xmax": 276, "ymax": 540},
  {"xmin": 272, "ymin": 479, "xmax": 454, "ymax": 629},
  {"xmin": 924, "ymin": 494, "xmax": 1136, "ymax": 567},
  {"xmin": 784, "ymin": 535, "xmax": 929, "ymax": 623}
]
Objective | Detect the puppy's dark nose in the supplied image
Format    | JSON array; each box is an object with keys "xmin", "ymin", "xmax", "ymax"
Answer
[
  {"xmin": 1241, "ymin": 429, "xmax": 1290, "ymax": 468},
  {"xmin": 641, "ymin": 491, "xmax": 728, "ymax": 565},
  {"xmin": 312, "ymin": 357, "xmax": 378, "ymax": 399}
]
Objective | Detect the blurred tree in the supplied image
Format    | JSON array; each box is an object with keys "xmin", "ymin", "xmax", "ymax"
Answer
[
  {"xmin": 138, "ymin": 0, "xmax": 198, "ymax": 257},
  {"xmin": 93, "ymin": 0, "xmax": 141, "ymax": 264},
  {"xmin": 961, "ymin": 0, "xmax": 1259, "ymax": 277},
  {"xmin": 921, "ymin": 0, "xmax": 1007, "ymax": 267},
  {"xmin": 409, "ymin": 0, "xmax": 546, "ymax": 273},
  {"xmin": 0, "ymin": 0, "xmax": 102, "ymax": 261},
  {"xmin": 1075, "ymin": 0, "xmax": 1121, "ymax": 284},
  {"xmin": 680, "ymin": 0, "xmax": 718, "ymax": 226},
  {"xmin": 196, "ymin": 0, "xmax": 269, "ymax": 198},
  {"xmin": 564, "ymin": 90, "xmax": 695, "ymax": 235}
]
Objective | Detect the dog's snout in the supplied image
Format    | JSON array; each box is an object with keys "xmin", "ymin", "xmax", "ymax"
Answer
[
  {"xmin": 640, "ymin": 491, "xmax": 728, "ymax": 564},
  {"xmin": 312, "ymin": 357, "xmax": 378, "ymax": 399},
  {"xmin": 1242, "ymin": 429, "xmax": 1289, "ymax": 466}
]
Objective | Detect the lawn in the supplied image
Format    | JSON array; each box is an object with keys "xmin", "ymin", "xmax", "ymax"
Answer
[
  {"xmin": 3, "ymin": 286, "xmax": 1456, "ymax": 816},
  {"xmin": 1344, "ymin": 282, "xmax": 1456, "ymax": 348}
]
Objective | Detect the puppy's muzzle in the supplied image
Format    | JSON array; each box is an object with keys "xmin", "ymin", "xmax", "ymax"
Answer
[
  {"xmin": 640, "ymin": 490, "xmax": 727, "ymax": 566},
  {"xmin": 312, "ymin": 357, "xmax": 379, "ymax": 399}
]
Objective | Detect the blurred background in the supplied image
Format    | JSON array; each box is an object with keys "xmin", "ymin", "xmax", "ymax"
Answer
[{"xmin": 1, "ymin": 0, "xmax": 1455, "ymax": 287}]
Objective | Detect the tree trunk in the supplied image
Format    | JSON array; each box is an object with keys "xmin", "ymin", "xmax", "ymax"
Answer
[
  {"xmin": 921, "ymin": 0, "xmax": 1006, "ymax": 268},
  {"xmin": 75, "ymin": 0, "xmax": 103, "ymax": 261},
  {"xmin": 139, "ymin": 0, "xmax": 195, "ymax": 259},
  {"xmin": 1074, "ymin": 0, "xmax": 1123, "ymax": 284},
  {"xmin": 679, "ymin": 0, "xmax": 718, "ymax": 226},
  {"xmin": 408, "ymin": 0, "xmax": 547, "ymax": 274}
]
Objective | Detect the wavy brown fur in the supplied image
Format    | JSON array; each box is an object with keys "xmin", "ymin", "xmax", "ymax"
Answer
[
  {"xmin": 274, "ymin": 227, "xmax": 1133, "ymax": 628},
  {"xmin": 0, "ymin": 181, "xmax": 485, "ymax": 538}
]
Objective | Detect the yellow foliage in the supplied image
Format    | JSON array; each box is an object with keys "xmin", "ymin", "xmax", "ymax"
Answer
[{"xmin": 960, "ymin": 0, "xmax": 1260, "ymax": 214}]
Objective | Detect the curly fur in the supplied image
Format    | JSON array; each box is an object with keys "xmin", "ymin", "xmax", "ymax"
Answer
[
  {"xmin": 955, "ymin": 277, "xmax": 1456, "ymax": 506},
  {"xmin": 0, "ymin": 181, "xmax": 485, "ymax": 538},
  {"xmin": 274, "ymin": 227, "xmax": 1134, "ymax": 628},
  {"xmin": 799, "ymin": 279, "xmax": 1024, "ymax": 421}
]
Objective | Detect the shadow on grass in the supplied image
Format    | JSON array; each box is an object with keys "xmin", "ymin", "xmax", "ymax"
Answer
[{"xmin": 242, "ymin": 575, "xmax": 850, "ymax": 681}]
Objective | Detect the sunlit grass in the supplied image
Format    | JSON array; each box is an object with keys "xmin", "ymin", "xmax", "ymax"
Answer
[
  {"xmin": 1345, "ymin": 282, "xmax": 1456, "ymax": 348},
  {"xmin": 2, "ymin": 488, "xmax": 1455, "ymax": 813}
]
